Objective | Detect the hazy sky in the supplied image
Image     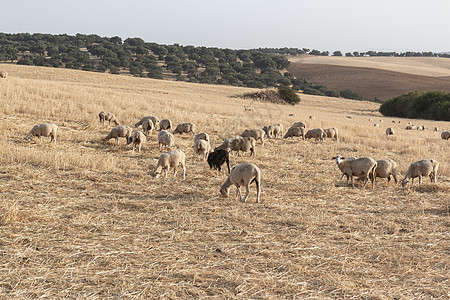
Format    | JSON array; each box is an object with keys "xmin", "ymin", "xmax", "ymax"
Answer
[{"xmin": 1, "ymin": 0, "xmax": 449, "ymax": 53}]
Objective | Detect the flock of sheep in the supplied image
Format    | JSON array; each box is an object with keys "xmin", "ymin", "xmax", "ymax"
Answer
[{"xmin": 22, "ymin": 109, "xmax": 447, "ymax": 203}]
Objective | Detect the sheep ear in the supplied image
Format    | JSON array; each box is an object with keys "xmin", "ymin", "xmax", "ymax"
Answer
[{"xmin": 341, "ymin": 157, "xmax": 346, "ymax": 160}]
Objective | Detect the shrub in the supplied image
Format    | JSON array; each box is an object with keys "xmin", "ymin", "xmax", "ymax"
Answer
[
  {"xmin": 278, "ymin": 86, "xmax": 300, "ymax": 104},
  {"xmin": 340, "ymin": 89, "xmax": 363, "ymax": 100}
]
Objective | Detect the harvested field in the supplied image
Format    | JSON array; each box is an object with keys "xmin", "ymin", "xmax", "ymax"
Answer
[{"xmin": 0, "ymin": 63, "xmax": 449, "ymax": 298}]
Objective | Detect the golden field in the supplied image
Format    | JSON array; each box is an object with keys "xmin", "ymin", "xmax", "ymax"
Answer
[{"xmin": 0, "ymin": 63, "xmax": 449, "ymax": 299}]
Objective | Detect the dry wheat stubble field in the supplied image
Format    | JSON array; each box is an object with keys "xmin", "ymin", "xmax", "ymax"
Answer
[{"xmin": 0, "ymin": 64, "xmax": 449, "ymax": 299}]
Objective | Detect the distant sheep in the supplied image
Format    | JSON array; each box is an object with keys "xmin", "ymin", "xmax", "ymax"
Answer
[
  {"xmin": 283, "ymin": 126, "xmax": 305, "ymax": 139},
  {"xmin": 194, "ymin": 132, "xmax": 210, "ymax": 143},
  {"xmin": 173, "ymin": 122, "xmax": 197, "ymax": 135},
  {"xmin": 385, "ymin": 127, "xmax": 394, "ymax": 135},
  {"xmin": 374, "ymin": 123, "xmax": 379, "ymax": 127},
  {"xmin": 230, "ymin": 136, "xmax": 256, "ymax": 157},
  {"xmin": 244, "ymin": 106, "xmax": 255, "ymax": 112},
  {"xmin": 158, "ymin": 130, "xmax": 175, "ymax": 150},
  {"xmin": 405, "ymin": 125, "xmax": 415, "ymax": 130},
  {"xmin": 434, "ymin": 127, "xmax": 439, "ymax": 132},
  {"xmin": 142, "ymin": 119, "xmax": 154, "ymax": 136},
  {"xmin": 135, "ymin": 116, "xmax": 159, "ymax": 129},
  {"xmin": 126, "ymin": 130, "xmax": 146, "ymax": 152},
  {"xmin": 324, "ymin": 127, "xmax": 339, "ymax": 141},
  {"xmin": 99, "ymin": 111, "xmax": 120, "ymax": 126},
  {"xmin": 372, "ymin": 159, "xmax": 398, "ymax": 184},
  {"xmin": 241, "ymin": 129, "xmax": 265, "ymax": 146},
  {"xmin": 193, "ymin": 139, "xmax": 211, "ymax": 160},
  {"xmin": 151, "ymin": 149, "xmax": 186, "ymax": 180},
  {"xmin": 441, "ymin": 131, "xmax": 450, "ymax": 140},
  {"xmin": 309, "ymin": 116, "xmax": 315, "ymax": 120},
  {"xmin": 207, "ymin": 149, "xmax": 230, "ymax": 174},
  {"xmin": 417, "ymin": 125, "xmax": 425, "ymax": 131},
  {"xmin": 103, "ymin": 125, "xmax": 133, "ymax": 144},
  {"xmin": 304, "ymin": 128, "xmax": 326, "ymax": 141},
  {"xmin": 0, "ymin": 70, "xmax": 7, "ymax": 78},
  {"xmin": 332, "ymin": 155, "xmax": 377, "ymax": 189},
  {"xmin": 220, "ymin": 163, "xmax": 261, "ymax": 203},
  {"xmin": 159, "ymin": 119, "xmax": 172, "ymax": 131},
  {"xmin": 401, "ymin": 159, "xmax": 439, "ymax": 188},
  {"xmin": 24, "ymin": 123, "xmax": 58, "ymax": 143}
]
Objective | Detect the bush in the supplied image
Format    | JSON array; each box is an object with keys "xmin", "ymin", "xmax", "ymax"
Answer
[
  {"xmin": 380, "ymin": 91, "xmax": 450, "ymax": 121},
  {"xmin": 340, "ymin": 89, "xmax": 363, "ymax": 100},
  {"xmin": 278, "ymin": 86, "xmax": 300, "ymax": 104}
]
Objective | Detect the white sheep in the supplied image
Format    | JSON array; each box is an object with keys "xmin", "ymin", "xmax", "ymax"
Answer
[
  {"xmin": 230, "ymin": 136, "xmax": 256, "ymax": 157},
  {"xmin": 324, "ymin": 127, "xmax": 339, "ymax": 141},
  {"xmin": 142, "ymin": 119, "xmax": 154, "ymax": 136},
  {"xmin": 372, "ymin": 159, "xmax": 398, "ymax": 184},
  {"xmin": 151, "ymin": 149, "xmax": 186, "ymax": 180},
  {"xmin": 283, "ymin": 126, "xmax": 305, "ymax": 139},
  {"xmin": 0, "ymin": 70, "xmax": 7, "ymax": 78},
  {"xmin": 99, "ymin": 111, "xmax": 120, "ymax": 126},
  {"xmin": 126, "ymin": 130, "xmax": 147, "ymax": 152},
  {"xmin": 417, "ymin": 125, "xmax": 426, "ymax": 131},
  {"xmin": 292, "ymin": 121, "xmax": 307, "ymax": 129},
  {"xmin": 215, "ymin": 136, "xmax": 240, "ymax": 151},
  {"xmin": 173, "ymin": 122, "xmax": 197, "ymax": 135},
  {"xmin": 434, "ymin": 127, "xmax": 439, "ymax": 132},
  {"xmin": 159, "ymin": 118, "xmax": 172, "ymax": 131},
  {"xmin": 374, "ymin": 123, "xmax": 380, "ymax": 127},
  {"xmin": 385, "ymin": 127, "xmax": 395, "ymax": 135},
  {"xmin": 309, "ymin": 115, "xmax": 315, "ymax": 120},
  {"xmin": 135, "ymin": 116, "xmax": 159, "ymax": 129},
  {"xmin": 103, "ymin": 125, "xmax": 133, "ymax": 144},
  {"xmin": 441, "ymin": 131, "xmax": 450, "ymax": 140},
  {"xmin": 194, "ymin": 132, "xmax": 210, "ymax": 143},
  {"xmin": 332, "ymin": 155, "xmax": 377, "ymax": 189},
  {"xmin": 24, "ymin": 123, "xmax": 58, "ymax": 143},
  {"xmin": 400, "ymin": 159, "xmax": 439, "ymax": 188},
  {"xmin": 405, "ymin": 125, "xmax": 415, "ymax": 130},
  {"xmin": 220, "ymin": 163, "xmax": 261, "ymax": 203},
  {"xmin": 240, "ymin": 129, "xmax": 265, "ymax": 146},
  {"xmin": 267, "ymin": 124, "xmax": 284, "ymax": 139},
  {"xmin": 193, "ymin": 139, "xmax": 211, "ymax": 160},
  {"xmin": 158, "ymin": 130, "xmax": 175, "ymax": 150},
  {"xmin": 304, "ymin": 128, "xmax": 326, "ymax": 141}
]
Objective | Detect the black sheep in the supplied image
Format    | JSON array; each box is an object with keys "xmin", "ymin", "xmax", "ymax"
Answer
[{"xmin": 207, "ymin": 149, "xmax": 230, "ymax": 174}]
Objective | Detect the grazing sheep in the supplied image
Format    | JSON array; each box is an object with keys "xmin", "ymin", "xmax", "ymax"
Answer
[
  {"xmin": 135, "ymin": 116, "xmax": 159, "ymax": 129},
  {"xmin": 194, "ymin": 132, "xmax": 210, "ymax": 143},
  {"xmin": 244, "ymin": 106, "xmax": 255, "ymax": 112},
  {"xmin": 332, "ymin": 155, "xmax": 377, "ymax": 189},
  {"xmin": 151, "ymin": 149, "xmax": 186, "ymax": 180},
  {"xmin": 368, "ymin": 118, "xmax": 373, "ymax": 121},
  {"xmin": 240, "ymin": 129, "xmax": 265, "ymax": 146},
  {"xmin": 401, "ymin": 159, "xmax": 439, "ymax": 188},
  {"xmin": 126, "ymin": 130, "xmax": 147, "ymax": 152},
  {"xmin": 385, "ymin": 127, "xmax": 395, "ymax": 135},
  {"xmin": 309, "ymin": 115, "xmax": 315, "ymax": 120},
  {"xmin": 220, "ymin": 163, "xmax": 261, "ymax": 203},
  {"xmin": 304, "ymin": 128, "xmax": 326, "ymax": 141},
  {"xmin": 374, "ymin": 123, "xmax": 379, "ymax": 127},
  {"xmin": 142, "ymin": 119, "xmax": 154, "ymax": 136},
  {"xmin": 103, "ymin": 125, "xmax": 133, "ymax": 144},
  {"xmin": 324, "ymin": 127, "xmax": 339, "ymax": 141},
  {"xmin": 230, "ymin": 136, "xmax": 256, "ymax": 157},
  {"xmin": 266, "ymin": 124, "xmax": 284, "ymax": 139},
  {"xmin": 158, "ymin": 130, "xmax": 175, "ymax": 150},
  {"xmin": 417, "ymin": 125, "xmax": 425, "ymax": 131},
  {"xmin": 159, "ymin": 118, "xmax": 172, "ymax": 131},
  {"xmin": 99, "ymin": 111, "xmax": 120, "ymax": 126},
  {"xmin": 337, "ymin": 157, "xmax": 357, "ymax": 182},
  {"xmin": 392, "ymin": 120, "xmax": 396, "ymax": 123},
  {"xmin": 288, "ymin": 113, "xmax": 296, "ymax": 117},
  {"xmin": 441, "ymin": 131, "xmax": 450, "ymax": 140},
  {"xmin": 215, "ymin": 136, "xmax": 240, "ymax": 151},
  {"xmin": 0, "ymin": 70, "xmax": 7, "ymax": 78},
  {"xmin": 434, "ymin": 127, "xmax": 439, "ymax": 132},
  {"xmin": 262, "ymin": 126, "xmax": 270, "ymax": 137},
  {"xmin": 207, "ymin": 149, "xmax": 230, "ymax": 174},
  {"xmin": 283, "ymin": 126, "xmax": 305, "ymax": 139},
  {"xmin": 193, "ymin": 139, "xmax": 211, "ymax": 160},
  {"xmin": 292, "ymin": 121, "xmax": 307, "ymax": 129},
  {"xmin": 372, "ymin": 159, "xmax": 398, "ymax": 184},
  {"xmin": 173, "ymin": 122, "xmax": 197, "ymax": 135},
  {"xmin": 24, "ymin": 123, "xmax": 58, "ymax": 143},
  {"xmin": 405, "ymin": 125, "xmax": 415, "ymax": 130}
]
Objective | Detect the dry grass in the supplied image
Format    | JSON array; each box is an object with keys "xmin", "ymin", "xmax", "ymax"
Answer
[{"xmin": 0, "ymin": 63, "xmax": 449, "ymax": 299}]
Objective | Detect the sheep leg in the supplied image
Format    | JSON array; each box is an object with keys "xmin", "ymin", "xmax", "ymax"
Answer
[
  {"xmin": 255, "ymin": 179, "xmax": 260, "ymax": 203},
  {"xmin": 350, "ymin": 176, "xmax": 355, "ymax": 188},
  {"xmin": 241, "ymin": 185, "xmax": 250, "ymax": 203},
  {"xmin": 182, "ymin": 162, "xmax": 186, "ymax": 180},
  {"xmin": 418, "ymin": 176, "xmax": 422, "ymax": 184},
  {"xmin": 173, "ymin": 166, "xmax": 177, "ymax": 178}
]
